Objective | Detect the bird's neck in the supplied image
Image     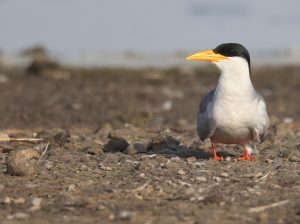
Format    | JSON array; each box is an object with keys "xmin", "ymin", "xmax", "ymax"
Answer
[{"xmin": 214, "ymin": 58, "xmax": 254, "ymax": 98}]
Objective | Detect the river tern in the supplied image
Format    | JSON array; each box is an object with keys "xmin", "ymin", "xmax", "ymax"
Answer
[{"xmin": 186, "ymin": 43, "xmax": 269, "ymax": 161}]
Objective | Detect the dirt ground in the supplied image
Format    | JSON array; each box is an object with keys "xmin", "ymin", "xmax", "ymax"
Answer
[{"xmin": 0, "ymin": 64, "xmax": 299, "ymax": 224}]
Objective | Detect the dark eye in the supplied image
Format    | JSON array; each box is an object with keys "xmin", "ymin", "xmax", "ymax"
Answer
[{"xmin": 228, "ymin": 49, "xmax": 235, "ymax": 55}]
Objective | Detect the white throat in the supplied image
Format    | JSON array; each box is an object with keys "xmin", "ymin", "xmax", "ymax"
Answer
[{"xmin": 213, "ymin": 57, "xmax": 254, "ymax": 97}]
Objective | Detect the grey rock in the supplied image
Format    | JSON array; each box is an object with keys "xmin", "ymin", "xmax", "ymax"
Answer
[{"xmin": 104, "ymin": 137, "xmax": 129, "ymax": 153}]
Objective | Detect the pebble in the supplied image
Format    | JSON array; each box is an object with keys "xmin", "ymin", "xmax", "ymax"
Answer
[
  {"xmin": 187, "ymin": 156, "xmax": 197, "ymax": 163},
  {"xmin": 162, "ymin": 100, "xmax": 172, "ymax": 111},
  {"xmin": 220, "ymin": 172, "xmax": 229, "ymax": 177},
  {"xmin": 6, "ymin": 149, "xmax": 40, "ymax": 176},
  {"xmin": 80, "ymin": 165, "xmax": 88, "ymax": 171},
  {"xmin": 283, "ymin": 117, "xmax": 293, "ymax": 124},
  {"xmin": 140, "ymin": 173, "xmax": 146, "ymax": 178},
  {"xmin": 213, "ymin": 176, "xmax": 222, "ymax": 182},
  {"xmin": 44, "ymin": 161, "xmax": 54, "ymax": 170},
  {"xmin": 14, "ymin": 198, "xmax": 26, "ymax": 204},
  {"xmin": 108, "ymin": 214, "xmax": 115, "ymax": 220},
  {"xmin": 118, "ymin": 210, "xmax": 133, "ymax": 220},
  {"xmin": 178, "ymin": 169, "xmax": 186, "ymax": 175},
  {"xmin": 7, "ymin": 212, "xmax": 30, "ymax": 220},
  {"xmin": 225, "ymin": 157, "xmax": 232, "ymax": 162},
  {"xmin": 68, "ymin": 184, "xmax": 76, "ymax": 191},
  {"xmin": 30, "ymin": 197, "xmax": 42, "ymax": 211},
  {"xmin": 196, "ymin": 176, "xmax": 207, "ymax": 182},
  {"xmin": 104, "ymin": 137, "xmax": 129, "ymax": 153},
  {"xmin": 289, "ymin": 156, "xmax": 300, "ymax": 162},
  {"xmin": 4, "ymin": 197, "xmax": 11, "ymax": 204},
  {"xmin": 99, "ymin": 163, "xmax": 114, "ymax": 171},
  {"xmin": 86, "ymin": 148, "xmax": 103, "ymax": 155}
]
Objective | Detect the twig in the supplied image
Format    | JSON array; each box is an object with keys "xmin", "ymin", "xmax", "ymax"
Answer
[
  {"xmin": 259, "ymin": 171, "xmax": 271, "ymax": 181},
  {"xmin": 39, "ymin": 142, "xmax": 50, "ymax": 161},
  {"xmin": 0, "ymin": 138, "xmax": 43, "ymax": 143},
  {"xmin": 141, "ymin": 154, "xmax": 157, "ymax": 158},
  {"xmin": 132, "ymin": 180, "xmax": 150, "ymax": 192},
  {"xmin": 248, "ymin": 200, "xmax": 290, "ymax": 213}
]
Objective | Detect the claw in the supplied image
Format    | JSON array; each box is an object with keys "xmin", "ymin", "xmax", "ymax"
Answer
[
  {"xmin": 213, "ymin": 155, "xmax": 224, "ymax": 161},
  {"xmin": 239, "ymin": 149, "xmax": 255, "ymax": 161}
]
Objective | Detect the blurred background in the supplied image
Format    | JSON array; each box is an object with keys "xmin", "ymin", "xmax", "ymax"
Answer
[
  {"xmin": 1, "ymin": 0, "xmax": 300, "ymax": 67},
  {"xmin": 0, "ymin": 0, "xmax": 299, "ymax": 129}
]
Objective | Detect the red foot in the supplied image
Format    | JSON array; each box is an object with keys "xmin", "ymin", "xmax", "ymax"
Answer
[
  {"xmin": 212, "ymin": 144, "xmax": 224, "ymax": 161},
  {"xmin": 239, "ymin": 150, "xmax": 255, "ymax": 161}
]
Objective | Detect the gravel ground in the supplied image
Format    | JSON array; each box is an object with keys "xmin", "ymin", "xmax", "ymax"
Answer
[{"xmin": 0, "ymin": 64, "xmax": 299, "ymax": 224}]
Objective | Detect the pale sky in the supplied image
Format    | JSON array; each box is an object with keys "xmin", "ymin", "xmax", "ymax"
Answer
[{"xmin": 0, "ymin": 0, "xmax": 299, "ymax": 55}]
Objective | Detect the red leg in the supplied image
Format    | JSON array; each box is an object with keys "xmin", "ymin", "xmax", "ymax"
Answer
[
  {"xmin": 239, "ymin": 148, "xmax": 256, "ymax": 161},
  {"xmin": 212, "ymin": 143, "xmax": 224, "ymax": 161}
]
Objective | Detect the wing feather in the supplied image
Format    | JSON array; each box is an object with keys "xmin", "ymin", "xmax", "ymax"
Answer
[{"xmin": 197, "ymin": 89, "xmax": 216, "ymax": 141}]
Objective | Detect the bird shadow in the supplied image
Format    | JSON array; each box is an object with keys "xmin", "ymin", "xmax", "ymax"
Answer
[{"xmin": 147, "ymin": 147, "xmax": 234, "ymax": 160}]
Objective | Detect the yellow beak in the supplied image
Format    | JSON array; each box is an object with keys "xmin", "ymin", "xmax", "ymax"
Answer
[{"xmin": 186, "ymin": 50, "xmax": 227, "ymax": 62}]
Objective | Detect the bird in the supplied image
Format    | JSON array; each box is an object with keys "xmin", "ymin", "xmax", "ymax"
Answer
[{"xmin": 186, "ymin": 43, "xmax": 269, "ymax": 161}]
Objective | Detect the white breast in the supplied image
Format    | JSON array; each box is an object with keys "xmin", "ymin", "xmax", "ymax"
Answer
[{"xmin": 209, "ymin": 57, "xmax": 262, "ymax": 144}]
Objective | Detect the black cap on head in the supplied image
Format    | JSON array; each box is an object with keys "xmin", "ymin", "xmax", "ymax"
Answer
[{"xmin": 213, "ymin": 43, "xmax": 250, "ymax": 66}]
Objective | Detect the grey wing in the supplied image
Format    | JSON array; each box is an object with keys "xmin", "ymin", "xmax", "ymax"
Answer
[
  {"xmin": 197, "ymin": 89, "xmax": 216, "ymax": 141},
  {"xmin": 253, "ymin": 92, "xmax": 270, "ymax": 143}
]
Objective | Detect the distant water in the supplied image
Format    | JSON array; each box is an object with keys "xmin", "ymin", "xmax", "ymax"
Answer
[{"xmin": 0, "ymin": 0, "xmax": 300, "ymax": 66}]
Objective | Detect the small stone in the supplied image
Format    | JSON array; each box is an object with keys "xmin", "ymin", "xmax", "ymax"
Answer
[
  {"xmin": 140, "ymin": 173, "xmax": 145, "ymax": 178},
  {"xmin": 86, "ymin": 148, "xmax": 103, "ymax": 155},
  {"xmin": 99, "ymin": 163, "xmax": 114, "ymax": 171},
  {"xmin": 187, "ymin": 156, "xmax": 197, "ymax": 163},
  {"xmin": 7, "ymin": 212, "xmax": 30, "ymax": 220},
  {"xmin": 225, "ymin": 157, "xmax": 232, "ymax": 162},
  {"xmin": 213, "ymin": 176, "xmax": 222, "ymax": 182},
  {"xmin": 219, "ymin": 201, "xmax": 226, "ymax": 206},
  {"xmin": 254, "ymin": 172, "xmax": 264, "ymax": 178},
  {"xmin": 108, "ymin": 214, "xmax": 115, "ymax": 220},
  {"xmin": 4, "ymin": 197, "xmax": 11, "ymax": 204},
  {"xmin": 44, "ymin": 161, "xmax": 54, "ymax": 170},
  {"xmin": 14, "ymin": 198, "xmax": 26, "ymax": 204},
  {"xmin": 196, "ymin": 176, "xmax": 207, "ymax": 182},
  {"xmin": 178, "ymin": 169, "xmax": 186, "ymax": 175},
  {"xmin": 80, "ymin": 165, "xmax": 88, "ymax": 171},
  {"xmin": 283, "ymin": 117, "xmax": 293, "ymax": 124},
  {"xmin": 30, "ymin": 197, "xmax": 42, "ymax": 211},
  {"xmin": 68, "ymin": 184, "xmax": 76, "ymax": 191},
  {"xmin": 162, "ymin": 100, "xmax": 172, "ymax": 111},
  {"xmin": 289, "ymin": 156, "xmax": 300, "ymax": 162},
  {"xmin": 104, "ymin": 137, "xmax": 129, "ymax": 153},
  {"xmin": 118, "ymin": 210, "xmax": 133, "ymax": 220},
  {"xmin": 15, "ymin": 212, "xmax": 30, "ymax": 219},
  {"xmin": 6, "ymin": 149, "xmax": 40, "ymax": 176},
  {"xmin": 220, "ymin": 172, "xmax": 229, "ymax": 177}
]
